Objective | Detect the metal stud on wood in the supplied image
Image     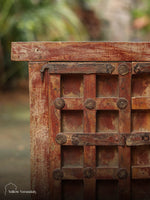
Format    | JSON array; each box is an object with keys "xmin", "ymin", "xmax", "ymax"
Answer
[
  {"xmin": 117, "ymin": 168, "xmax": 128, "ymax": 179},
  {"xmin": 84, "ymin": 167, "xmax": 95, "ymax": 179},
  {"xmin": 84, "ymin": 98, "xmax": 96, "ymax": 110},
  {"xmin": 118, "ymin": 63, "xmax": 129, "ymax": 75},
  {"xmin": 55, "ymin": 133, "xmax": 67, "ymax": 145},
  {"xmin": 54, "ymin": 98, "xmax": 65, "ymax": 109},
  {"xmin": 53, "ymin": 169, "xmax": 64, "ymax": 180},
  {"xmin": 117, "ymin": 98, "xmax": 128, "ymax": 109},
  {"xmin": 72, "ymin": 136, "xmax": 80, "ymax": 145}
]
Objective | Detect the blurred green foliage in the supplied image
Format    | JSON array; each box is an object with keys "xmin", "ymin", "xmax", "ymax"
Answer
[
  {"xmin": 0, "ymin": 0, "xmax": 90, "ymax": 89},
  {"xmin": 132, "ymin": 0, "xmax": 150, "ymax": 18},
  {"xmin": 132, "ymin": 0, "xmax": 150, "ymax": 33}
]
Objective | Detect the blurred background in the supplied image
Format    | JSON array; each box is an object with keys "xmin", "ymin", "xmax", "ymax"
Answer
[{"xmin": 0, "ymin": 0, "xmax": 150, "ymax": 199}]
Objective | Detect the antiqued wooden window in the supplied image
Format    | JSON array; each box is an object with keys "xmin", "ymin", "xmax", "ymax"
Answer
[{"xmin": 11, "ymin": 42, "xmax": 150, "ymax": 200}]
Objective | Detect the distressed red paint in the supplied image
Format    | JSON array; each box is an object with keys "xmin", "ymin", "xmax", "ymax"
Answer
[{"xmin": 11, "ymin": 42, "xmax": 150, "ymax": 200}]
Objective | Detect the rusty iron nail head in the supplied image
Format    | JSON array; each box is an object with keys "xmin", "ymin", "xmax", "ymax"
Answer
[
  {"xmin": 118, "ymin": 63, "xmax": 129, "ymax": 75},
  {"xmin": 54, "ymin": 98, "xmax": 65, "ymax": 109},
  {"xmin": 84, "ymin": 98, "xmax": 96, "ymax": 110},
  {"xmin": 55, "ymin": 133, "xmax": 67, "ymax": 145},
  {"xmin": 117, "ymin": 168, "xmax": 128, "ymax": 179},
  {"xmin": 117, "ymin": 98, "xmax": 128, "ymax": 109},
  {"xmin": 72, "ymin": 136, "xmax": 80, "ymax": 145},
  {"xmin": 84, "ymin": 167, "xmax": 95, "ymax": 178},
  {"xmin": 53, "ymin": 169, "xmax": 63, "ymax": 180}
]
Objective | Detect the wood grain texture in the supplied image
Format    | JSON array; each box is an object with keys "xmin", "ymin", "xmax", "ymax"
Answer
[
  {"xmin": 96, "ymin": 167, "xmax": 118, "ymax": 180},
  {"xmin": 29, "ymin": 62, "xmax": 50, "ymax": 200},
  {"xmin": 11, "ymin": 42, "xmax": 150, "ymax": 61},
  {"xmin": 132, "ymin": 166, "xmax": 150, "ymax": 179},
  {"xmin": 62, "ymin": 98, "xmax": 83, "ymax": 110},
  {"xmin": 126, "ymin": 133, "xmax": 150, "ymax": 146},
  {"xmin": 132, "ymin": 62, "xmax": 150, "ymax": 74},
  {"xmin": 61, "ymin": 146, "xmax": 83, "ymax": 168},
  {"xmin": 58, "ymin": 133, "xmax": 125, "ymax": 146},
  {"xmin": 54, "ymin": 97, "xmax": 119, "ymax": 110},
  {"xmin": 72, "ymin": 133, "xmax": 124, "ymax": 146},
  {"xmin": 83, "ymin": 74, "xmax": 96, "ymax": 200},
  {"xmin": 48, "ymin": 75, "xmax": 61, "ymax": 200},
  {"xmin": 54, "ymin": 95, "xmax": 150, "ymax": 111},
  {"xmin": 132, "ymin": 73, "xmax": 150, "ymax": 97},
  {"xmin": 62, "ymin": 168, "xmax": 83, "ymax": 180},
  {"xmin": 96, "ymin": 110, "xmax": 118, "ymax": 133},
  {"xmin": 96, "ymin": 74, "xmax": 118, "ymax": 97},
  {"xmin": 57, "ymin": 167, "xmax": 119, "ymax": 180},
  {"xmin": 132, "ymin": 110, "xmax": 150, "ymax": 132},
  {"xmin": 61, "ymin": 74, "xmax": 83, "ymax": 97},
  {"xmin": 96, "ymin": 97, "xmax": 118, "ymax": 110},
  {"xmin": 132, "ymin": 97, "xmax": 150, "ymax": 109},
  {"xmin": 40, "ymin": 62, "xmax": 116, "ymax": 74},
  {"xmin": 118, "ymin": 63, "xmax": 131, "ymax": 200},
  {"xmin": 12, "ymin": 42, "xmax": 150, "ymax": 200}
]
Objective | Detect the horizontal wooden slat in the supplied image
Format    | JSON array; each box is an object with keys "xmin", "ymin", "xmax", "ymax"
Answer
[
  {"xmin": 132, "ymin": 62, "xmax": 150, "ymax": 74},
  {"xmin": 11, "ymin": 42, "xmax": 150, "ymax": 62},
  {"xmin": 54, "ymin": 97, "xmax": 119, "ymax": 110},
  {"xmin": 132, "ymin": 97, "xmax": 150, "ymax": 110},
  {"xmin": 62, "ymin": 168, "xmax": 83, "ymax": 180},
  {"xmin": 40, "ymin": 62, "xmax": 117, "ymax": 75},
  {"xmin": 58, "ymin": 132, "xmax": 150, "ymax": 146},
  {"xmin": 56, "ymin": 133, "xmax": 125, "ymax": 146},
  {"xmin": 126, "ymin": 133, "xmax": 150, "ymax": 146},
  {"xmin": 96, "ymin": 98, "xmax": 118, "ymax": 110},
  {"xmin": 71, "ymin": 133, "xmax": 125, "ymax": 146},
  {"xmin": 61, "ymin": 167, "xmax": 119, "ymax": 180},
  {"xmin": 63, "ymin": 98, "xmax": 83, "ymax": 110},
  {"xmin": 55, "ymin": 97, "xmax": 150, "ymax": 110},
  {"xmin": 132, "ymin": 166, "xmax": 150, "ymax": 179},
  {"xmin": 96, "ymin": 167, "xmax": 118, "ymax": 180}
]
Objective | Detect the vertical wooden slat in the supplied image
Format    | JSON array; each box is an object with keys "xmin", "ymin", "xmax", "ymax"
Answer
[
  {"xmin": 118, "ymin": 63, "xmax": 131, "ymax": 200},
  {"xmin": 84, "ymin": 74, "xmax": 96, "ymax": 200},
  {"xmin": 29, "ymin": 62, "xmax": 50, "ymax": 200},
  {"xmin": 49, "ymin": 74, "xmax": 61, "ymax": 200}
]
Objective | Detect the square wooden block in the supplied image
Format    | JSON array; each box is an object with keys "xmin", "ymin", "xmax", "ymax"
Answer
[
  {"xmin": 62, "ymin": 146, "xmax": 83, "ymax": 168},
  {"xmin": 62, "ymin": 180, "xmax": 83, "ymax": 200},
  {"xmin": 96, "ymin": 75, "xmax": 118, "ymax": 97},
  {"xmin": 61, "ymin": 75, "xmax": 83, "ymax": 97},
  {"xmin": 132, "ymin": 74, "xmax": 150, "ymax": 97},
  {"xmin": 96, "ymin": 146, "xmax": 118, "ymax": 167},
  {"xmin": 61, "ymin": 111, "xmax": 83, "ymax": 132},
  {"xmin": 96, "ymin": 111, "xmax": 118, "ymax": 132}
]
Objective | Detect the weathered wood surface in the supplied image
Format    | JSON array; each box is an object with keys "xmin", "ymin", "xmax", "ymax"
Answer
[
  {"xmin": 11, "ymin": 42, "xmax": 150, "ymax": 61},
  {"xmin": 118, "ymin": 63, "xmax": 131, "ymax": 200},
  {"xmin": 126, "ymin": 133, "xmax": 150, "ymax": 146},
  {"xmin": 96, "ymin": 167, "xmax": 118, "ymax": 180},
  {"xmin": 132, "ymin": 97, "xmax": 150, "ymax": 110},
  {"xmin": 83, "ymin": 74, "xmax": 96, "ymax": 200},
  {"xmin": 71, "ymin": 133, "xmax": 125, "ymax": 146},
  {"xmin": 49, "ymin": 74, "xmax": 61, "ymax": 200},
  {"xmin": 53, "ymin": 97, "xmax": 119, "ymax": 110},
  {"xmin": 133, "ymin": 63, "xmax": 150, "ymax": 74},
  {"xmin": 12, "ymin": 41, "xmax": 150, "ymax": 200},
  {"xmin": 40, "ymin": 62, "xmax": 116, "ymax": 75},
  {"xmin": 56, "ymin": 133, "xmax": 125, "ymax": 146},
  {"xmin": 48, "ymin": 95, "xmax": 150, "ymax": 111},
  {"xmin": 58, "ymin": 167, "xmax": 119, "ymax": 180},
  {"xmin": 29, "ymin": 62, "xmax": 50, "ymax": 200},
  {"xmin": 132, "ymin": 166, "xmax": 150, "ymax": 179},
  {"xmin": 58, "ymin": 167, "xmax": 121, "ymax": 180}
]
